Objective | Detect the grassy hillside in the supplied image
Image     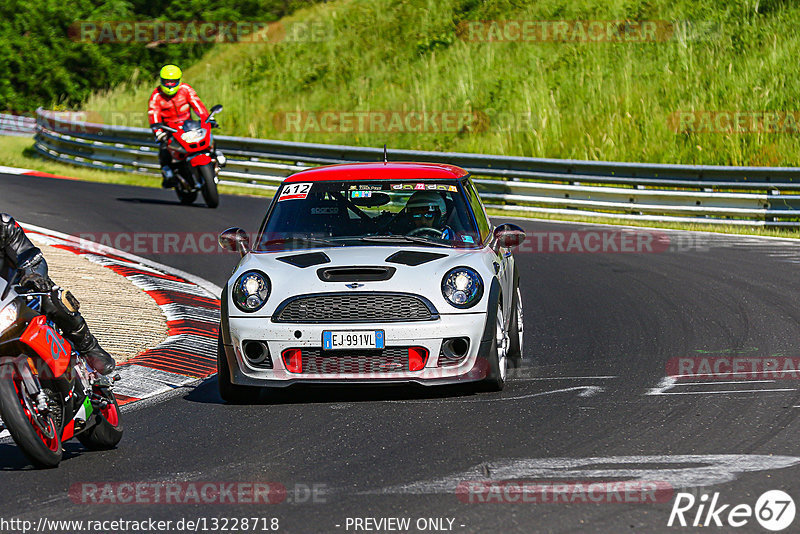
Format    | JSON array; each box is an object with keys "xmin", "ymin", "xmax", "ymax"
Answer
[{"xmin": 84, "ymin": 0, "xmax": 800, "ymax": 166}]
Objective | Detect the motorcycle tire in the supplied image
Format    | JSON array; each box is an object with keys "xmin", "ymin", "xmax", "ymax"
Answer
[
  {"xmin": 0, "ymin": 364, "xmax": 62, "ymax": 468},
  {"xmin": 77, "ymin": 386, "xmax": 123, "ymax": 450},
  {"xmin": 176, "ymin": 188, "xmax": 198, "ymax": 205},
  {"xmin": 199, "ymin": 163, "xmax": 220, "ymax": 208}
]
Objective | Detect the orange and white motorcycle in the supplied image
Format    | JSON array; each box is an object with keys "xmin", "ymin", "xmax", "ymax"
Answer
[{"xmin": 0, "ymin": 277, "xmax": 122, "ymax": 468}]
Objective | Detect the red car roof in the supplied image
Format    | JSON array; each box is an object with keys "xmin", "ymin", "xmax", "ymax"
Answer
[{"xmin": 283, "ymin": 162, "xmax": 469, "ymax": 183}]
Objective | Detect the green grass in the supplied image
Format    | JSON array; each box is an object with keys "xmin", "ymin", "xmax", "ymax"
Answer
[{"xmin": 83, "ymin": 0, "xmax": 800, "ymax": 166}]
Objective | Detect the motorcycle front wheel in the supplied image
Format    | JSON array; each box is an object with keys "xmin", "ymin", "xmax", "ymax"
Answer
[
  {"xmin": 0, "ymin": 363, "xmax": 62, "ymax": 468},
  {"xmin": 175, "ymin": 188, "xmax": 198, "ymax": 205},
  {"xmin": 198, "ymin": 163, "xmax": 219, "ymax": 208},
  {"xmin": 78, "ymin": 386, "xmax": 123, "ymax": 450}
]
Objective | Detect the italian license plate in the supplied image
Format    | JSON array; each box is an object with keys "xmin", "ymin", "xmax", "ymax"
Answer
[{"xmin": 322, "ymin": 330, "xmax": 385, "ymax": 350}]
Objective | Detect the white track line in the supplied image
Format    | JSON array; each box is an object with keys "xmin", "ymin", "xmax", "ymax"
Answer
[
  {"xmin": 650, "ymin": 389, "xmax": 795, "ymax": 395},
  {"xmin": 674, "ymin": 380, "xmax": 777, "ymax": 386},
  {"xmin": 390, "ymin": 386, "xmax": 605, "ymax": 405},
  {"xmin": 515, "ymin": 375, "xmax": 618, "ymax": 381},
  {"xmin": 672, "ymin": 371, "xmax": 794, "ymax": 379}
]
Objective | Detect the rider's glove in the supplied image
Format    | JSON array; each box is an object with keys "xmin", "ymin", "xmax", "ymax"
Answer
[
  {"xmin": 19, "ymin": 271, "xmax": 53, "ymax": 293},
  {"xmin": 154, "ymin": 129, "xmax": 168, "ymax": 143}
]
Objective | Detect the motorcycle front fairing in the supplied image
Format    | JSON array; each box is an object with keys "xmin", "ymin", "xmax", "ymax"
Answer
[
  {"xmin": 167, "ymin": 119, "xmax": 213, "ymax": 166},
  {"xmin": 19, "ymin": 316, "xmax": 72, "ymax": 379}
]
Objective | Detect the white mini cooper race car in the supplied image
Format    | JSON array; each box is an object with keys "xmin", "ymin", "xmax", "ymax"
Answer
[{"xmin": 217, "ymin": 162, "xmax": 526, "ymax": 402}]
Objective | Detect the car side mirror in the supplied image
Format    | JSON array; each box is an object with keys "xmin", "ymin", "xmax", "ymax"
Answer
[
  {"xmin": 219, "ymin": 227, "xmax": 250, "ymax": 256},
  {"xmin": 210, "ymin": 104, "xmax": 223, "ymax": 115},
  {"xmin": 494, "ymin": 223, "xmax": 526, "ymax": 249}
]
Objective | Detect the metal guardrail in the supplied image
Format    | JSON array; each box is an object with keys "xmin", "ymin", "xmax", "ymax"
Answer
[
  {"xmin": 31, "ymin": 108, "xmax": 800, "ymax": 226},
  {"xmin": 0, "ymin": 113, "xmax": 36, "ymax": 137}
]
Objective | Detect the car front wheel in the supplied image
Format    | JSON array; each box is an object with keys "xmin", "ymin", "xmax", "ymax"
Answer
[
  {"xmin": 507, "ymin": 286, "xmax": 523, "ymax": 372},
  {"xmin": 217, "ymin": 333, "xmax": 262, "ymax": 404},
  {"xmin": 480, "ymin": 302, "xmax": 509, "ymax": 392}
]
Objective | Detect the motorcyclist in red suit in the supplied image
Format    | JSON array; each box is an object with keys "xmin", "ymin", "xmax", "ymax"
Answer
[
  {"xmin": 147, "ymin": 64, "xmax": 224, "ymax": 188},
  {"xmin": 0, "ymin": 214, "xmax": 116, "ymax": 375}
]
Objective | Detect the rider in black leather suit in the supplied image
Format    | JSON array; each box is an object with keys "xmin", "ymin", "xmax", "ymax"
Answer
[{"xmin": 1, "ymin": 214, "xmax": 116, "ymax": 375}]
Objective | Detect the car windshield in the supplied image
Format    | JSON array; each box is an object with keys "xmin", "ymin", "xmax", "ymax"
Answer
[{"xmin": 256, "ymin": 180, "xmax": 481, "ymax": 250}]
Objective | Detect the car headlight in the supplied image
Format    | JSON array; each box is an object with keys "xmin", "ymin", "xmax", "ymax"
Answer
[
  {"xmin": 232, "ymin": 271, "xmax": 270, "ymax": 312},
  {"xmin": 441, "ymin": 267, "xmax": 483, "ymax": 309},
  {"xmin": 0, "ymin": 301, "xmax": 19, "ymax": 334},
  {"xmin": 181, "ymin": 129, "xmax": 205, "ymax": 143}
]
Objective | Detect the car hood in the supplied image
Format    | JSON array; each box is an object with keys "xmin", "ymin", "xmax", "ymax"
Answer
[{"xmin": 226, "ymin": 245, "xmax": 497, "ymax": 318}]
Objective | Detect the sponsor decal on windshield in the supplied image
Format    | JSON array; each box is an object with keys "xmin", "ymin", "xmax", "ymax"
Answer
[
  {"xmin": 278, "ymin": 182, "xmax": 312, "ymax": 201},
  {"xmin": 348, "ymin": 184, "xmax": 384, "ymax": 191},
  {"xmin": 351, "ymin": 191, "xmax": 372, "ymax": 198},
  {"xmin": 390, "ymin": 183, "xmax": 459, "ymax": 192}
]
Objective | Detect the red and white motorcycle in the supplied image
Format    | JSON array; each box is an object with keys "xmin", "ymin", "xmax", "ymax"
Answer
[{"xmin": 151, "ymin": 104, "xmax": 224, "ymax": 209}]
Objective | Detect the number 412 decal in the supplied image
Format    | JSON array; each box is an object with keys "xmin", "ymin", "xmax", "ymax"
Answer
[{"xmin": 278, "ymin": 183, "xmax": 312, "ymax": 201}]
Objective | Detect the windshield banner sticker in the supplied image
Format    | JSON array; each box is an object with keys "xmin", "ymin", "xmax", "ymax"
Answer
[
  {"xmin": 391, "ymin": 184, "xmax": 459, "ymax": 192},
  {"xmin": 278, "ymin": 182, "xmax": 312, "ymax": 201}
]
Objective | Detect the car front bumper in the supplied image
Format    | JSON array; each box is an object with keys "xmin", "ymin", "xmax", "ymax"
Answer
[{"xmin": 222, "ymin": 312, "xmax": 492, "ymax": 387}]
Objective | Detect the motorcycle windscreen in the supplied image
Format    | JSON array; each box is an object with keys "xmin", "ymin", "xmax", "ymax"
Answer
[{"xmin": 20, "ymin": 316, "xmax": 72, "ymax": 378}]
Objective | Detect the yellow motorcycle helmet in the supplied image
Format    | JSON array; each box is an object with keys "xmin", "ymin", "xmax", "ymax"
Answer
[{"xmin": 159, "ymin": 65, "xmax": 182, "ymax": 96}]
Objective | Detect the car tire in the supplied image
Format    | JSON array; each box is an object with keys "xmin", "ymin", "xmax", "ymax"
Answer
[
  {"xmin": 217, "ymin": 333, "xmax": 262, "ymax": 404},
  {"xmin": 480, "ymin": 302, "xmax": 508, "ymax": 392},
  {"xmin": 507, "ymin": 286, "xmax": 523, "ymax": 374}
]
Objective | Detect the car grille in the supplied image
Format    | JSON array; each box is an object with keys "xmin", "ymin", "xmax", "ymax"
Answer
[
  {"xmin": 273, "ymin": 293, "xmax": 435, "ymax": 323},
  {"xmin": 300, "ymin": 347, "xmax": 410, "ymax": 374}
]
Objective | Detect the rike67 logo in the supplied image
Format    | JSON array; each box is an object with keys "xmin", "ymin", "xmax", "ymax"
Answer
[{"xmin": 668, "ymin": 490, "xmax": 796, "ymax": 531}]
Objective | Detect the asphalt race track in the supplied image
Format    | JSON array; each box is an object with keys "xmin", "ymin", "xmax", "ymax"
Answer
[{"xmin": 1, "ymin": 172, "xmax": 800, "ymax": 533}]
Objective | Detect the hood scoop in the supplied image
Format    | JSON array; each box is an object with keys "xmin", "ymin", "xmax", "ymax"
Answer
[
  {"xmin": 317, "ymin": 266, "xmax": 396, "ymax": 282},
  {"xmin": 276, "ymin": 252, "xmax": 331, "ymax": 268},
  {"xmin": 386, "ymin": 251, "xmax": 448, "ymax": 267}
]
